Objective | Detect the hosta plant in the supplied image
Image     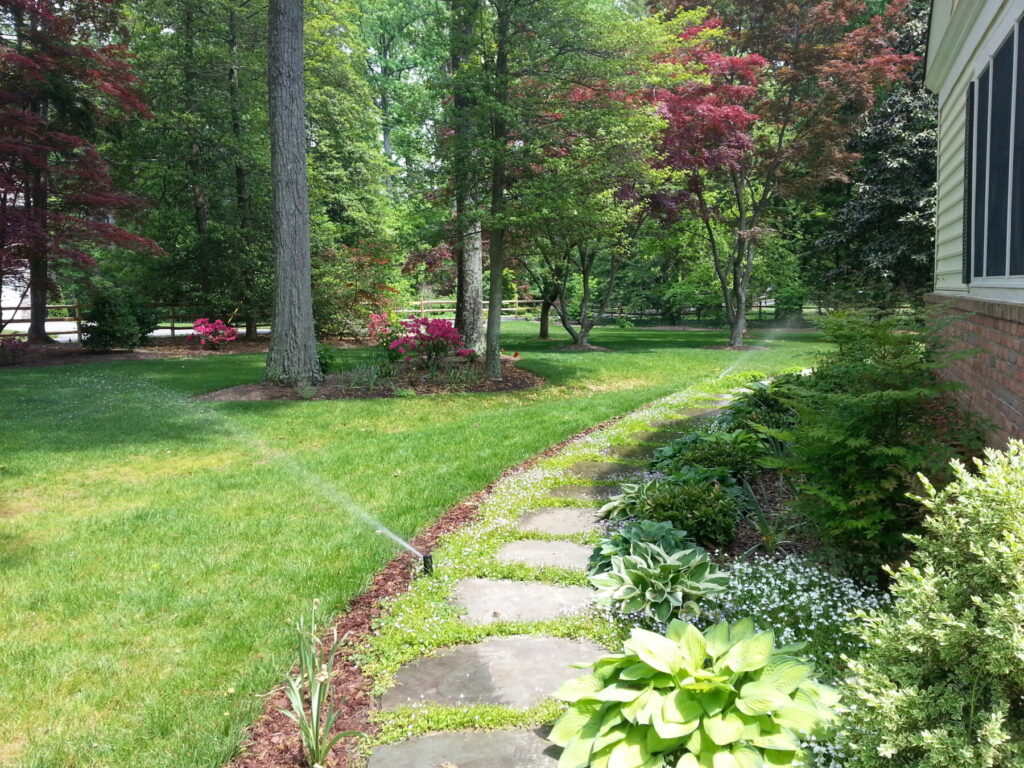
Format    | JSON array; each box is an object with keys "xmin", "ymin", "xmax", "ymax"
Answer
[
  {"xmin": 588, "ymin": 520, "xmax": 692, "ymax": 576},
  {"xmin": 550, "ymin": 619, "xmax": 839, "ymax": 768},
  {"xmin": 589, "ymin": 541, "xmax": 728, "ymax": 624}
]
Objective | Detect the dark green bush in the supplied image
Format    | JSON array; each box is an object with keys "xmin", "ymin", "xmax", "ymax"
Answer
[
  {"xmin": 720, "ymin": 378, "xmax": 800, "ymax": 432},
  {"xmin": 762, "ymin": 310, "xmax": 985, "ymax": 572},
  {"xmin": 81, "ymin": 289, "xmax": 158, "ymax": 351},
  {"xmin": 600, "ymin": 478, "xmax": 741, "ymax": 548},
  {"xmin": 651, "ymin": 430, "xmax": 767, "ymax": 478}
]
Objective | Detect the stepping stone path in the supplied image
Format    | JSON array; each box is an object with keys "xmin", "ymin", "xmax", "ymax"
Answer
[
  {"xmin": 366, "ymin": 395, "xmax": 733, "ymax": 767},
  {"xmin": 519, "ymin": 507, "xmax": 601, "ymax": 535},
  {"xmin": 451, "ymin": 578, "xmax": 592, "ymax": 624},
  {"xmin": 547, "ymin": 484, "xmax": 620, "ymax": 502},
  {"xmin": 565, "ymin": 460, "xmax": 645, "ymax": 482},
  {"xmin": 497, "ymin": 540, "xmax": 592, "ymax": 570},
  {"xmin": 606, "ymin": 442, "xmax": 660, "ymax": 460},
  {"xmin": 379, "ymin": 635, "xmax": 604, "ymax": 709},
  {"xmin": 368, "ymin": 729, "xmax": 558, "ymax": 768},
  {"xmin": 626, "ymin": 429, "xmax": 687, "ymax": 444}
]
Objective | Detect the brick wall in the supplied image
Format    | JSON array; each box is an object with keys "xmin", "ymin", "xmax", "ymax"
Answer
[{"xmin": 924, "ymin": 293, "xmax": 1024, "ymax": 445}]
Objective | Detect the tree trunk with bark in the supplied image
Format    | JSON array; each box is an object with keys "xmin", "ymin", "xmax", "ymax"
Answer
[
  {"xmin": 264, "ymin": 0, "xmax": 322, "ymax": 386},
  {"xmin": 539, "ymin": 287, "xmax": 558, "ymax": 339},
  {"xmin": 450, "ymin": 0, "xmax": 484, "ymax": 353}
]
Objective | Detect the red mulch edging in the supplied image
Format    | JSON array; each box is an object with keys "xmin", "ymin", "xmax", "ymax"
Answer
[{"xmin": 226, "ymin": 415, "xmax": 626, "ymax": 768}]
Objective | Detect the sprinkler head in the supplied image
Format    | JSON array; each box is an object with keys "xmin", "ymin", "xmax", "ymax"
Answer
[{"xmin": 422, "ymin": 554, "xmax": 434, "ymax": 576}]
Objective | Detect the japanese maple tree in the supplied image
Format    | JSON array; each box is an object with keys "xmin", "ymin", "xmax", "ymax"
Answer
[
  {"xmin": 654, "ymin": 1, "xmax": 913, "ymax": 346},
  {"xmin": 0, "ymin": 0, "xmax": 155, "ymax": 341}
]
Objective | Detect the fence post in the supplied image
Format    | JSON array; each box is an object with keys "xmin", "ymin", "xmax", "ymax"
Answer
[
  {"xmin": 419, "ymin": 297, "xmax": 425, "ymax": 316},
  {"xmin": 74, "ymin": 298, "xmax": 83, "ymax": 343}
]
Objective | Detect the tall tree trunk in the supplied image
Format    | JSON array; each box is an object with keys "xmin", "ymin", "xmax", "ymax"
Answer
[
  {"xmin": 264, "ymin": 0, "xmax": 321, "ymax": 386},
  {"xmin": 229, "ymin": 1, "xmax": 258, "ymax": 340},
  {"xmin": 483, "ymin": 3, "xmax": 510, "ymax": 380},
  {"xmin": 27, "ymin": 253, "xmax": 50, "ymax": 343},
  {"xmin": 24, "ymin": 7, "xmax": 50, "ymax": 343},
  {"xmin": 450, "ymin": 0, "xmax": 484, "ymax": 353},
  {"xmin": 183, "ymin": 3, "xmax": 210, "ymax": 239},
  {"xmin": 539, "ymin": 286, "xmax": 558, "ymax": 339}
]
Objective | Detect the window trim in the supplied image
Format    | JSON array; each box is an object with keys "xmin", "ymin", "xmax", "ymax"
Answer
[{"xmin": 967, "ymin": 13, "xmax": 1024, "ymax": 285}]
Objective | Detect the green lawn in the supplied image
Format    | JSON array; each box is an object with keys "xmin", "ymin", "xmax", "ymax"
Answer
[{"xmin": 0, "ymin": 324, "xmax": 823, "ymax": 768}]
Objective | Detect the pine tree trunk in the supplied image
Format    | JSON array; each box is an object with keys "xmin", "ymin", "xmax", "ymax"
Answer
[{"xmin": 264, "ymin": 0, "xmax": 322, "ymax": 386}]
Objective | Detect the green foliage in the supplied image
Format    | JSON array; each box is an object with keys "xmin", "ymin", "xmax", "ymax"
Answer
[
  {"xmin": 311, "ymin": 241, "xmax": 407, "ymax": 339},
  {"xmin": 841, "ymin": 442, "xmax": 1024, "ymax": 768},
  {"xmin": 550, "ymin": 619, "xmax": 840, "ymax": 768},
  {"xmin": 600, "ymin": 479, "xmax": 742, "ymax": 548},
  {"xmin": 761, "ymin": 310, "xmax": 983, "ymax": 571},
  {"xmin": 279, "ymin": 607, "xmax": 360, "ymax": 767},
  {"xmin": 651, "ymin": 430, "xmax": 767, "ymax": 479},
  {"xmin": 720, "ymin": 379, "xmax": 799, "ymax": 432},
  {"xmin": 81, "ymin": 288, "xmax": 158, "ymax": 351},
  {"xmin": 589, "ymin": 538, "xmax": 727, "ymax": 624},
  {"xmin": 588, "ymin": 520, "xmax": 692, "ymax": 576},
  {"xmin": 316, "ymin": 344, "xmax": 343, "ymax": 373}
]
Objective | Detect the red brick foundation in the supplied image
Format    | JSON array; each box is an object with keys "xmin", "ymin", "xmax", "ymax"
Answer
[{"xmin": 924, "ymin": 293, "xmax": 1024, "ymax": 445}]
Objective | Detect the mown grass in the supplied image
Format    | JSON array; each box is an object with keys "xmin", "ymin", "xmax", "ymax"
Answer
[{"xmin": 0, "ymin": 323, "xmax": 824, "ymax": 768}]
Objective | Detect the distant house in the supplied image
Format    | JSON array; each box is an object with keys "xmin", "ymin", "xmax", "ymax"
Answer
[{"xmin": 926, "ymin": 0, "xmax": 1024, "ymax": 442}]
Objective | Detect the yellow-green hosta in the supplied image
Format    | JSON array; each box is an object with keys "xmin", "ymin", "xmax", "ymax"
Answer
[{"xmin": 550, "ymin": 619, "xmax": 838, "ymax": 768}]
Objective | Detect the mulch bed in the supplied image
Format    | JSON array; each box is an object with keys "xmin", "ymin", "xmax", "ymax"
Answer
[
  {"xmin": 0, "ymin": 336, "xmax": 279, "ymax": 368},
  {"xmin": 226, "ymin": 415, "xmax": 628, "ymax": 768},
  {"xmin": 196, "ymin": 359, "xmax": 542, "ymax": 402}
]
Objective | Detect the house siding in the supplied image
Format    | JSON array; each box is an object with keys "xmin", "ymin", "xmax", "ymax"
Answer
[{"xmin": 926, "ymin": 0, "xmax": 1024, "ymax": 444}]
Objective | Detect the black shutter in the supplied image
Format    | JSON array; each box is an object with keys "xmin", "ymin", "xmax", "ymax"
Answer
[{"xmin": 964, "ymin": 80, "xmax": 974, "ymax": 284}]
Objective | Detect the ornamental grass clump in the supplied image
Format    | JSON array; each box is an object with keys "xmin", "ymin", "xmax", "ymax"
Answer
[
  {"xmin": 839, "ymin": 441, "xmax": 1024, "ymax": 768},
  {"xmin": 550, "ymin": 619, "xmax": 839, "ymax": 768},
  {"xmin": 279, "ymin": 607, "xmax": 360, "ymax": 768}
]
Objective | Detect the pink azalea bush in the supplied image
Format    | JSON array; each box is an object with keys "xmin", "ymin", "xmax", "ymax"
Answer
[
  {"xmin": 388, "ymin": 316, "xmax": 473, "ymax": 367},
  {"xmin": 189, "ymin": 318, "xmax": 238, "ymax": 350},
  {"xmin": 0, "ymin": 337, "xmax": 29, "ymax": 365}
]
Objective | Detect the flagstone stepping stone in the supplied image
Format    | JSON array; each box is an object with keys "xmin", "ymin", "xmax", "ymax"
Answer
[
  {"xmin": 497, "ymin": 540, "xmax": 591, "ymax": 570},
  {"xmin": 548, "ymin": 484, "xmax": 620, "ymax": 502},
  {"xmin": 606, "ymin": 443, "xmax": 660, "ymax": 460},
  {"xmin": 367, "ymin": 728, "xmax": 558, "ymax": 768},
  {"xmin": 565, "ymin": 460, "xmax": 644, "ymax": 482},
  {"xmin": 626, "ymin": 430, "xmax": 686, "ymax": 444},
  {"xmin": 451, "ymin": 578, "xmax": 592, "ymax": 624},
  {"xmin": 379, "ymin": 635, "xmax": 604, "ymax": 710},
  {"xmin": 519, "ymin": 507, "xmax": 601, "ymax": 535},
  {"xmin": 650, "ymin": 408, "xmax": 720, "ymax": 429}
]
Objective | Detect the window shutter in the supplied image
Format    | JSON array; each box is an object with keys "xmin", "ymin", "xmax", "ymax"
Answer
[{"xmin": 963, "ymin": 81, "xmax": 974, "ymax": 285}]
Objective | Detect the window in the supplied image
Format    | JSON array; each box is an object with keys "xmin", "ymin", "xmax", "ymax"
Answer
[{"xmin": 965, "ymin": 17, "xmax": 1024, "ymax": 280}]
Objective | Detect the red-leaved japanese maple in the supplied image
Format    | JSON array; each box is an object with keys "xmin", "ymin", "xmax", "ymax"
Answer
[
  {"xmin": 0, "ymin": 0, "xmax": 157, "ymax": 340},
  {"xmin": 654, "ymin": 1, "xmax": 913, "ymax": 346}
]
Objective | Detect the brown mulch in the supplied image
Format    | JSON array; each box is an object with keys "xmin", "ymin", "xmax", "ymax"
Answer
[
  {"xmin": 1, "ymin": 336, "xmax": 278, "ymax": 368},
  {"xmin": 227, "ymin": 415, "xmax": 628, "ymax": 768},
  {"xmin": 196, "ymin": 359, "xmax": 542, "ymax": 402},
  {"xmin": 717, "ymin": 469, "xmax": 818, "ymax": 562}
]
